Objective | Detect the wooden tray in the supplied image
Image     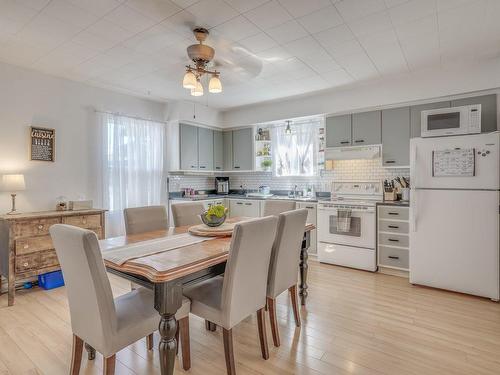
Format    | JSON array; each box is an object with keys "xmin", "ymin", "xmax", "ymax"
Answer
[{"xmin": 188, "ymin": 222, "xmax": 235, "ymax": 237}]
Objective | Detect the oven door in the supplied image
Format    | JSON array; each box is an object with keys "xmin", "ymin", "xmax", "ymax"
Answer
[{"xmin": 318, "ymin": 207, "xmax": 375, "ymax": 249}]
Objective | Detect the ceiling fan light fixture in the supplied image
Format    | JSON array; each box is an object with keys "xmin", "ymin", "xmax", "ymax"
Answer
[
  {"xmin": 191, "ymin": 79, "xmax": 204, "ymax": 96},
  {"xmin": 182, "ymin": 70, "xmax": 197, "ymax": 89},
  {"xmin": 208, "ymin": 74, "xmax": 222, "ymax": 93}
]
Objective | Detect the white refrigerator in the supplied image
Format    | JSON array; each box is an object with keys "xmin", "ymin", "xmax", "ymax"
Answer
[{"xmin": 410, "ymin": 132, "xmax": 500, "ymax": 300}]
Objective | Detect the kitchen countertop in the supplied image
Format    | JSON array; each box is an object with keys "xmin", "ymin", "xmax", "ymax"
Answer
[
  {"xmin": 376, "ymin": 200, "xmax": 410, "ymax": 207},
  {"xmin": 169, "ymin": 194, "xmax": 329, "ymax": 203}
]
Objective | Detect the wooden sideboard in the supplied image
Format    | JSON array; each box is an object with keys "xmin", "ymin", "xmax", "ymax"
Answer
[{"xmin": 0, "ymin": 209, "xmax": 106, "ymax": 306}]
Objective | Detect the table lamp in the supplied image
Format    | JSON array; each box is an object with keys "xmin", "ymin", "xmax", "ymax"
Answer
[{"xmin": 2, "ymin": 174, "xmax": 25, "ymax": 215}]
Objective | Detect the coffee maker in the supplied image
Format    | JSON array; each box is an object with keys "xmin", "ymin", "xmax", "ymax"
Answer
[{"xmin": 215, "ymin": 177, "xmax": 229, "ymax": 195}]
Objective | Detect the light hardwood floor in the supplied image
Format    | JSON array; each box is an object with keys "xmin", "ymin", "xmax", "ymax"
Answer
[{"xmin": 1, "ymin": 260, "xmax": 500, "ymax": 375}]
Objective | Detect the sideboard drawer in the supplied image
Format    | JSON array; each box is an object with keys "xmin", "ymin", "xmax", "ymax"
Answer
[
  {"xmin": 16, "ymin": 253, "xmax": 41, "ymax": 272},
  {"xmin": 379, "ymin": 232, "xmax": 409, "ymax": 248},
  {"xmin": 378, "ymin": 220, "xmax": 409, "ymax": 234},
  {"xmin": 14, "ymin": 218, "xmax": 61, "ymax": 238},
  {"xmin": 63, "ymin": 214, "xmax": 101, "ymax": 229},
  {"xmin": 379, "ymin": 246, "xmax": 409, "ymax": 269},
  {"xmin": 16, "ymin": 235, "xmax": 53, "ymax": 255},
  {"xmin": 378, "ymin": 206, "xmax": 409, "ymax": 221}
]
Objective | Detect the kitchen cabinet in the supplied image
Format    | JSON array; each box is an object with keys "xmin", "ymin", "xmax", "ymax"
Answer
[
  {"xmin": 223, "ymin": 131, "xmax": 233, "ymax": 171},
  {"xmin": 382, "ymin": 107, "xmax": 410, "ymax": 167},
  {"xmin": 377, "ymin": 205, "xmax": 409, "ymax": 273},
  {"xmin": 410, "ymin": 101, "xmax": 450, "ymax": 138},
  {"xmin": 352, "ymin": 110, "xmax": 381, "ymax": 145},
  {"xmin": 297, "ymin": 202, "xmax": 317, "ymax": 255},
  {"xmin": 232, "ymin": 128, "xmax": 253, "ymax": 170},
  {"xmin": 198, "ymin": 127, "xmax": 214, "ymax": 171},
  {"xmin": 213, "ymin": 130, "xmax": 223, "ymax": 171},
  {"xmin": 229, "ymin": 199, "xmax": 260, "ymax": 217},
  {"xmin": 180, "ymin": 123, "xmax": 199, "ymax": 170},
  {"xmin": 451, "ymin": 94, "xmax": 497, "ymax": 133},
  {"xmin": 326, "ymin": 114, "xmax": 351, "ymax": 147}
]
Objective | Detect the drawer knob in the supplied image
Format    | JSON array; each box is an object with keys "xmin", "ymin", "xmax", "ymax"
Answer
[
  {"xmin": 388, "ymin": 225, "xmax": 399, "ymax": 229},
  {"xmin": 23, "ymin": 244, "xmax": 29, "ymax": 249},
  {"xmin": 388, "ymin": 256, "xmax": 400, "ymax": 260},
  {"xmin": 388, "ymin": 238, "xmax": 399, "ymax": 242},
  {"xmin": 38, "ymin": 224, "xmax": 44, "ymax": 230},
  {"xmin": 388, "ymin": 212, "xmax": 399, "ymax": 215},
  {"xmin": 23, "ymin": 262, "xmax": 29, "ymax": 267}
]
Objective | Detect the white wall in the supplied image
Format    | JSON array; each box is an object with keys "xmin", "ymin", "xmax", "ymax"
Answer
[
  {"xmin": 222, "ymin": 58, "xmax": 500, "ymax": 127},
  {"xmin": 0, "ymin": 62, "xmax": 166, "ymax": 213}
]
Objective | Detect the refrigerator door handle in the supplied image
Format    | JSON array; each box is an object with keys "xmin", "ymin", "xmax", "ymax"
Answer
[{"xmin": 410, "ymin": 189, "xmax": 417, "ymax": 232}]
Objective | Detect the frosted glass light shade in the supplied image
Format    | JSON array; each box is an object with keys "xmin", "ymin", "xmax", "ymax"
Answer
[
  {"xmin": 191, "ymin": 80, "xmax": 204, "ymax": 96},
  {"xmin": 182, "ymin": 71, "xmax": 196, "ymax": 89},
  {"xmin": 2, "ymin": 174, "xmax": 25, "ymax": 191},
  {"xmin": 209, "ymin": 75, "xmax": 222, "ymax": 93}
]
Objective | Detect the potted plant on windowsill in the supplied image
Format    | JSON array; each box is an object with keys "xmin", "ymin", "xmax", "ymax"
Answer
[{"xmin": 261, "ymin": 159, "xmax": 272, "ymax": 172}]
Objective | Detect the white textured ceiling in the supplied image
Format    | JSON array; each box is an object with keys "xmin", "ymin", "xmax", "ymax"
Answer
[{"xmin": 1, "ymin": 0, "xmax": 500, "ymax": 109}]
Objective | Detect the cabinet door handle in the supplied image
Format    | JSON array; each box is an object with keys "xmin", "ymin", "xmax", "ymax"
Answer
[
  {"xmin": 236, "ymin": 202, "xmax": 243, "ymax": 205},
  {"xmin": 388, "ymin": 255, "xmax": 400, "ymax": 260},
  {"xmin": 199, "ymin": 166, "xmax": 206, "ymax": 169},
  {"xmin": 340, "ymin": 141, "xmax": 350, "ymax": 144},
  {"xmin": 190, "ymin": 165, "xmax": 197, "ymax": 168},
  {"xmin": 306, "ymin": 206, "xmax": 314, "ymax": 209},
  {"xmin": 385, "ymin": 160, "xmax": 396, "ymax": 164},
  {"xmin": 234, "ymin": 166, "xmax": 240, "ymax": 169},
  {"xmin": 216, "ymin": 167, "xmax": 221, "ymax": 170},
  {"xmin": 388, "ymin": 238, "xmax": 399, "ymax": 242},
  {"xmin": 354, "ymin": 139, "xmax": 364, "ymax": 143},
  {"xmin": 245, "ymin": 203, "xmax": 252, "ymax": 206},
  {"xmin": 388, "ymin": 225, "xmax": 399, "ymax": 229}
]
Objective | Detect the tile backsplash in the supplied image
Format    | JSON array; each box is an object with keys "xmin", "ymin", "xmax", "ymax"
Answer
[{"xmin": 169, "ymin": 158, "xmax": 409, "ymax": 193}]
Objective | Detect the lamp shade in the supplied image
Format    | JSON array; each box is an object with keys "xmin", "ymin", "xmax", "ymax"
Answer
[
  {"xmin": 190, "ymin": 80, "xmax": 204, "ymax": 96},
  {"xmin": 2, "ymin": 174, "xmax": 25, "ymax": 191},
  {"xmin": 208, "ymin": 75, "xmax": 222, "ymax": 93},
  {"xmin": 182, "ymin": 71, "xmax": 197, "ymax": 89}
]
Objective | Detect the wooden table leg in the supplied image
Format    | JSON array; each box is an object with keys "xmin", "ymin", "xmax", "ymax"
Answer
[
  {"xmin": 84, "ymin": 343, "xmax": 96, "ymax": 360},
  {"xmin": 155, "ymin": 281, "xmax": 183, "ymax": 375},
  {"xmin": 299, "ymin": 231, "xmax": 310, "ymax": 306}
]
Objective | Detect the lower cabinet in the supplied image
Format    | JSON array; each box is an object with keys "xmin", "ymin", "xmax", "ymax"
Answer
[
  {"xmin": 229, "ymin": 199, "xmax": 260, "ymax": 218},
  {"xmin": 377, "ymin": 205, "xmax": 409, "ymax": 275}
]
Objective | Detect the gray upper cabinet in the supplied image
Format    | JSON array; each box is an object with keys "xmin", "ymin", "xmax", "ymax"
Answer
[
  {"xmin": 382, "ymin": 107, "xmax": 410, "ymax": 167},
  {"xmin": 352, "ymin": 110, "xmax": 381, "ymax": 145},
  {"xmin": 223, "ymin": 131, "xmax": 233, "ymax": 171},
  {"xmin": 213, "ymin": 130, "xmax": 223, "ymax": 171},
  {"xmin": 198, "ymin": 127, "xmax": 213, "ymax": 170},
  {"xmin": 451, "ymin": 94, "xmax": 497, "ymax": 133},
  {"xmin": 410, "ymin": 101, "xmax": 450, "ymax": 138},
  {"xmin": 180, "ymin": 123, "xmax": 198, "ymax": 170},
  {"xmin": 326, "ymin": 115, "xmax": 351, "ymax": 147},
  {"xmin": 232, "ymin": 127, "xmax": 253, "ymax": 170}
]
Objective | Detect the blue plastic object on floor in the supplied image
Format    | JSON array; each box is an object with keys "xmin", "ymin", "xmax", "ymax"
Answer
[
  {"xmin": 38, "ymin": 270, "xmax": 65, "ymax": 290},
  {"xmin": 23, "ymin": 281, "xmax": 33, "ymax": 289}
]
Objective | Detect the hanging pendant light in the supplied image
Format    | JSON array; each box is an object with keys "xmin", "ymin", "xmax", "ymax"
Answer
[
  {"xmin": 209, "ymin": 74, "xmax": 222, "ymax": 93},
  {"xmin": 285, "ymin": 120, "xmax": 292, "ymax": 135},
  {"xmin": 182, "ymin": 70, "xmax": 196, "ymax": 89},
  {"xmin": 191, "ymin": 79, "xmax": 204, "ymax": 96}
]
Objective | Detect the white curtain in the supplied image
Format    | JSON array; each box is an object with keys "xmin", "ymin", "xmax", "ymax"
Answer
[
  {"xmin": 272, "ymin": 119, "xmax": 320, "ymax": 177},
  {"xmin": 99, "ymin": 112, "xmax": 166, "ymax": 236}
]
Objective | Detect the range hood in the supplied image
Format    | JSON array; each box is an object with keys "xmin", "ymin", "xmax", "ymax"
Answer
[{"xmin": 325, "ymin": 145, "xmax": 381, "ymax": 160}]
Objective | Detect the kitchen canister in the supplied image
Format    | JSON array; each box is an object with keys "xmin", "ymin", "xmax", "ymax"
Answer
[{"xmin": 401, "ymin": 188, "xmax": 410, "ymax": 201}]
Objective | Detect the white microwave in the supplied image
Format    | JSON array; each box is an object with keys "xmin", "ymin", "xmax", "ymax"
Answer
[{"xmin": 421, "ymin": 104, "xmax": 481, "ymax": 138}]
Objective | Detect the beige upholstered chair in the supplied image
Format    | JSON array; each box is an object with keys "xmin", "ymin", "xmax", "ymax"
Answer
[
  {"xmin": 263, "ymin": 200, "xmax": 296, "ymax": 216},
  {"xmin": 171, "ymin": 202, "xmax": 204, "ymax": 227},
  {"xmin": 183, "ymin": 216, "xmax": 278, "ymax": 375},
  {"xmin": 266, "ymin": 209, "xmax": 308, "ymax": 347},
  {"xmin": 123, "ymin": 205, "xmax": 168, "ymax": 235},
  {"xmin": 50, "ymin": 224, "xmax": 191, "ymax": 374},
  {"xmin": 122, "ymin": 204, "xmax": 191, "ymax": 369}
]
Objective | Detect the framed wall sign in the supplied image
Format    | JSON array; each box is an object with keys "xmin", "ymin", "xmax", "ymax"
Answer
[{"xmin": 30, "ymin": 126, "xmax": 55, "ymax": 162}]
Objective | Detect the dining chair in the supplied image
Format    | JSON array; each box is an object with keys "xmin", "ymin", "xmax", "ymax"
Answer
[
  {"xmin": 266, "ymin": 209, "xmax": 308, "ymax": 347},
  {"xmin": 262, "ymin": 200, "xmax": 296, "ymax": 216},
  {"xmin": 123, "ymin": 205, "xmax": 168, "ymax": 235},
  {"xmin": 50, "ymin": 224, "xmax": 191, "ymax": 374},
  {"xmin": 183, "ymin": 216, "xmax": 278, "ymax": 375},
  {"xmin": 171, "ymin": 201, "xmax": 204, "ymax": 227}
]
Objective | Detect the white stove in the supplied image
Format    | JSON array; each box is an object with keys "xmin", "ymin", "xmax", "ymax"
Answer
[{"xmin": 318, "ymin": 182, "xmax": 382, "ymax": 272}]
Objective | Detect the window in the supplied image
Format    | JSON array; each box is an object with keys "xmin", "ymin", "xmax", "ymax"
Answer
[
  {"xmin": 99, "ymin": 112, "xmax": 166, "ymax": 235},
  {"xmin": 271, "ymin": 117, "xmax": 322, "ymax": 177}
]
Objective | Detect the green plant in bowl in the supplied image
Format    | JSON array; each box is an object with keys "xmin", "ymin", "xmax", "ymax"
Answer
[
  {"xmin": 201, "ymin": 204, "xmax": 228, "ymax": 227},
  {"xmin": 261, "ymin": 159, "xmax": 272, "ymax": 171}
]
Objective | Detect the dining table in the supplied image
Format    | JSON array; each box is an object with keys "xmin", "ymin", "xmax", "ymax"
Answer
[{"xmin": 98, "ymin": 217, "xmax": 315, "ymax": 375}]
